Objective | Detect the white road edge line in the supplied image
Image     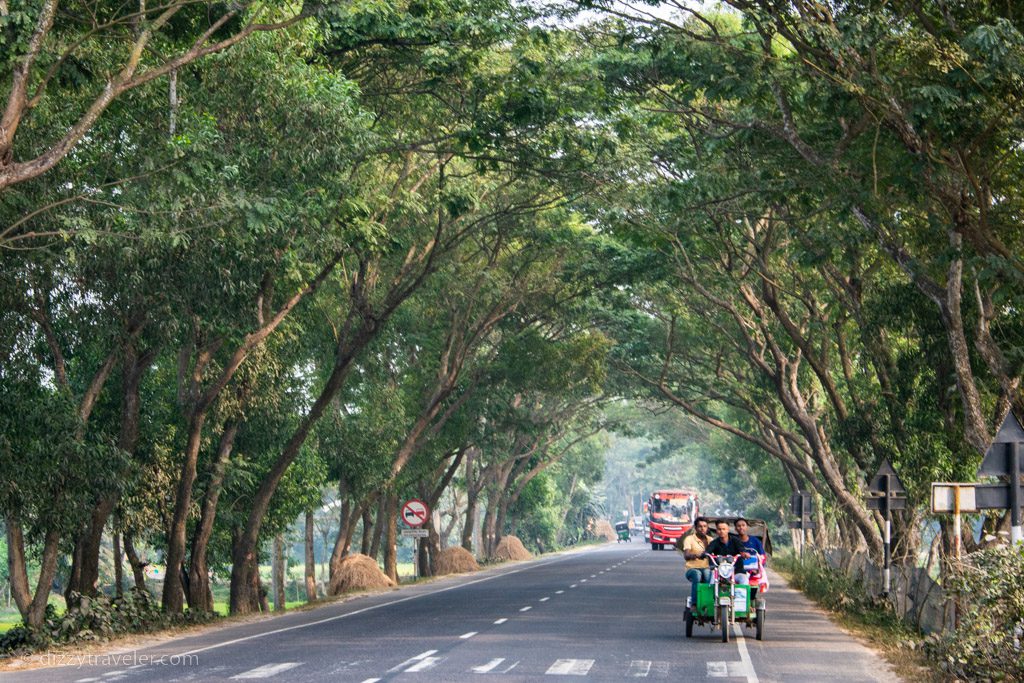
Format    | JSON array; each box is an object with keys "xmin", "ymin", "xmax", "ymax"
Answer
[
  {"xmin": 169, "ymin": 550, "xmax": 591, "ymax": 658},
  {"xmin": 733, "ymin": 624, "xmax": 760, "ymax": 683}
]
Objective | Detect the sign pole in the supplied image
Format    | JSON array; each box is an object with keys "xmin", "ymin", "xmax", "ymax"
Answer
[
  {"xmin": 1011, "ymin": 441, "xmax": 1022, "ymax": 545},
  {"xmin": 953, "ymin": 485, "xmax": 962, "ymax": 561},
  {"xmin": 882, "ymin": 474, "xmax": 891, "ymax": 597}
]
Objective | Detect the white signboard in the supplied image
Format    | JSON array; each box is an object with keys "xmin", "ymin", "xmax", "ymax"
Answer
[
  {"xmin": 931, "ymin": 483, "xmax": 978, "ymax": 513},
  {"xmin": 401, "ymin": 528, "xmax": 429, "ymax": 538}
]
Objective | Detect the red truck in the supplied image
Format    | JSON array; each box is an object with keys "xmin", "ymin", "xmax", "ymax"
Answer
[{"xmin": 646, "ymin": 489, "xmax": 699, "ymax": 550}]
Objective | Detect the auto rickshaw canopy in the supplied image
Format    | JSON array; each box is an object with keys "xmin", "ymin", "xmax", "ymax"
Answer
[{"xmin": 679, "ymin": 516, "xmax": 773, "ymax": 556}]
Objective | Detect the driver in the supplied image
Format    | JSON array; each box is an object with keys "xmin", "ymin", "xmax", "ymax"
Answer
[
  {"xmin": 705, "ymin": 519, "xmax": 747, "ymax": 576},
  {"xmin": 676, "ymin": 517, "xmax": 711, "ymax": 609}
]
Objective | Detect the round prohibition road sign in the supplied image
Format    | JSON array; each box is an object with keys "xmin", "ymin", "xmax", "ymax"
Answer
[{"xmin": 401, "ymin": 498, "xmax": 430, "ymax": 527}]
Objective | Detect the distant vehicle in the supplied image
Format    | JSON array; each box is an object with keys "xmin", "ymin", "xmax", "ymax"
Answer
[
  {"xmin": 631, "ymin": 515, "xmax": 645, "ymax": 536},
  {"xmin": 646, "ymin": 489, "xmax": 699, "ymax": 550}
]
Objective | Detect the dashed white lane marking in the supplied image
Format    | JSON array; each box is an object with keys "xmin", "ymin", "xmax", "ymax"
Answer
[
  {"xmin": 590, "ymin": 574, "xmax": 597, "ymax": 578},
  {"xmin": 168, "ymin": 549, "xmax": 590, "ymax": 659},
  {"xmin": 546, "ymin": 658, "xmax": 595, "ymax": 675},
  {"xmin": 628, "ymin": 660, "xmax": 652, "ymax": 677},
  {"xmin": 494, "ymin": 618, "xmax": 508, "ymax": 624},
  {"xmin": 519, "ymin": 606, "xmax": 532, "ymax": 612},
  {"xmin": 555, "ymin": 590, "xmax": 564, "ymax": 594},
  {"xmin": 405, "ymin": 656, "xmax": 443, "ymax": 673},
  {"xmin": 539, "ymin": 597, "xmax": 550, "ymax": 602},
  {"xmin": 472, "ymin": 658, "xmax": 506, "ymax": 673},
  {"xmin": 74, "ymin": 679, "xmax": 100, "ymax": 682},
  {"xmin": 570, "ymin": 584, "xmax": 578, "ymax": 588},
  {"xmin": 388, "ymin": 650, "xmax": 438, "ymax": 673},
  {"xmin": 581, "ymin": 579, "xmax": 588, "ymax": 583},
  {"xmin": 460, "ymin": 631, "xmax": 478, "ymax": 639},
  {"xmin": 360, "ymin": 679, "xmax": 381, "ymax": 683},
  {"xmin": 231, "ymin": 662, "xmax": 302, "ymax": 678}
]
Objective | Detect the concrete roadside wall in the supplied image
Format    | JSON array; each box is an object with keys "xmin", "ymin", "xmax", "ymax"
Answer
[{"xmin": 822, "ymin": 550, "xmax": 956, "ymax": 633}]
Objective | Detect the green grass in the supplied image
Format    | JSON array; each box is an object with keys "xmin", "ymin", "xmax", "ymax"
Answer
[{"xmin": 0, "ymin": 611, "xmax": 22, "ymax": 633}]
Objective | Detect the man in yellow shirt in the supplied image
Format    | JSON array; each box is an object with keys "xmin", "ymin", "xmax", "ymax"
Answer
[{"xmin": 676, "ymin": 517, "xmax": 711, "ymax": 609}]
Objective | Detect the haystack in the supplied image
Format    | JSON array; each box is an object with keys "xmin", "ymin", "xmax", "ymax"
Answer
[
  {"xmin": 434, "ymin": 546, "xmax": 480, "ymax": 575},
  {"xmin": 594, "ymin": 519, "xmax": 617, "ymax": 541},
  {"xmin": 492, "ymin": 535, "xmax": 532, "ymax": 561},
  {"xmin": 328, "ymin": 553, "xmax": 395, "ymax": 595}
]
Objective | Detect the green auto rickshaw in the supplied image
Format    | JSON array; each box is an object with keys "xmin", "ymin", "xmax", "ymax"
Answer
[
  {"xmin": 615, "ymin": 521, "xmax": 631, "ymax": 542},
  {"xmin": 682, "ymin": 517, "xmax": 771, "ymax": 642}
]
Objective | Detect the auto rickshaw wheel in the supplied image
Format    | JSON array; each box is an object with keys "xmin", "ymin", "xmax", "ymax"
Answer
[
  {"xmin": 720, "ymin": 605, "xmax": 730, "ymax": 643},
  {"xmin": 684, "ymin": 608, "xmax": 693, "ymax": 638},
  {"xmin": 755, "ymin": 607, "xmax": 765, "ymax": 641}
]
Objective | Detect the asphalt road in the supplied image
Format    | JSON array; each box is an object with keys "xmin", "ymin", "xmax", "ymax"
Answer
[{"xmin": 3, "ymin": 543, "xmax": 899, "ymax": 682}]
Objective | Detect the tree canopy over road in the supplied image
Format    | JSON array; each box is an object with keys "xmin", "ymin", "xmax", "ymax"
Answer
[{"xmin": 2, "ymin": 0, "xmax": 1022, "ymax": 652}]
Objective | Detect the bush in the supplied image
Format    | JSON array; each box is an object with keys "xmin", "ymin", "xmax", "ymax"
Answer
[
  {"xmin": 922, "ymin": 545, "xmax": 1024, "ymax": 682},
  {"xmin": 775, "ymin": 551, "xmax": 911, "ymax": 631},
  {"xmin": 0, "ymin": 588, "xmax": 218, "ymax": 657}
]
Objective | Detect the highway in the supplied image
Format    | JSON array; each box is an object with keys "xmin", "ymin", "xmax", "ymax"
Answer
[{"xmin": 3, "ymin": 543, "xmax": 898, "ymax": 682}]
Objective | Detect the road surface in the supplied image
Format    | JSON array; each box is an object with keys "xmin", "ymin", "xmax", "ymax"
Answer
[{"xmin": 3, "ymin": 543, "xmax": 898, "ymax": 682}]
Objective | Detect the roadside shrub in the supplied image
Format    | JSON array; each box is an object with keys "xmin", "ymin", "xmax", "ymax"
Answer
[
  {"xmin": 0, "ymin": 588, "xmax": 217, "ymax": 657},
  {"xmin": 922, "ymin": 545, "xmax": 1024, "ymax": 682}
]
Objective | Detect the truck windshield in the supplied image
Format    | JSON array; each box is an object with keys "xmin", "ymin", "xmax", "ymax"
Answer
[{"xmin": 651, "ymin": 496, "xmax": 694, "ymax": 523}]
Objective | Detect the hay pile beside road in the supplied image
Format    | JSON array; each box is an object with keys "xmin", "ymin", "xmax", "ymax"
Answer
[
  {"xmin": 594, "ymin": 519, "xmax": 617, "ymax": 541},
  {"xmin": 493, "ymin": 536, "xmax": 532, "ymax": 561},
  {"xmin": 329, "ymin": 553, "xmax": 395, "ymax": 595},
  {"xmin": 435, "ymin": 546, "xmax": 480, "ymax": 575}
]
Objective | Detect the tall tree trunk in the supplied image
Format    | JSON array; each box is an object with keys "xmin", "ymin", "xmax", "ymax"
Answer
[
  {"xmin": 187, "ymin": 421, "xmax": 238, "ymax": 612},
  {"xmin": 370, "ymin": 495, "xmax": 386, "ymax": 560},
  {"xmin": 461, "ymin": 449, "xmax": 481, "ymax": 552},
  {"xmin": 230, "ymin": 323, "xmax": 372, "ymax": 614},
  {"xmin": 328, "ymin": 493, "xmax": 353, "ymax": 585},
  {"xmin": 384, "ymin": 492, "xmax": 398, "ymax": 582},
  {"xmin": 163, "ymin": 410, "xmax": 208, "ymax": 612},
  {"xmin": 6, "ymin": 516, "xmax": 32, "ymax": 621},
  {"xmin": 172, "ymin": 256, "xmax": 341, "ymax": 615},
  {"xmin": 6, "ymin": 517, "xmax": 61, "ymax": 628},
  {"xmin": 67, "ymin": 343, "xmax": 151, "ymax": 601},
  {"xmin": 304, "ymin": 510, "xmax": 317, "ymax": 603},
  {"xmin": 272, "ymin": 534, "xmax": 286, "ymax": 611},
  {"xmin": 360, "ymin": 505, "xmax": 374, "ymax": 556},
  {"xmin": 257, "ymin": 573, "xmax": 270, "ymax": 613},
  {"xmin": 122, "ymin": 531, "xmax": 147, "ymax": 591},
  {"xmin": 113, "ymin": 530, "xmax": 123, "ymax": 599}
]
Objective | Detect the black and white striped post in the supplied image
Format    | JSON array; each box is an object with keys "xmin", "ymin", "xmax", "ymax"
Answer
[
  {"xmin": 978, "ymin": 412, "xmax": 1024, "ymax": 545},
  {"xmin": 867, "ymin": 460, "xmax": 906, "ymax": 597}
]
